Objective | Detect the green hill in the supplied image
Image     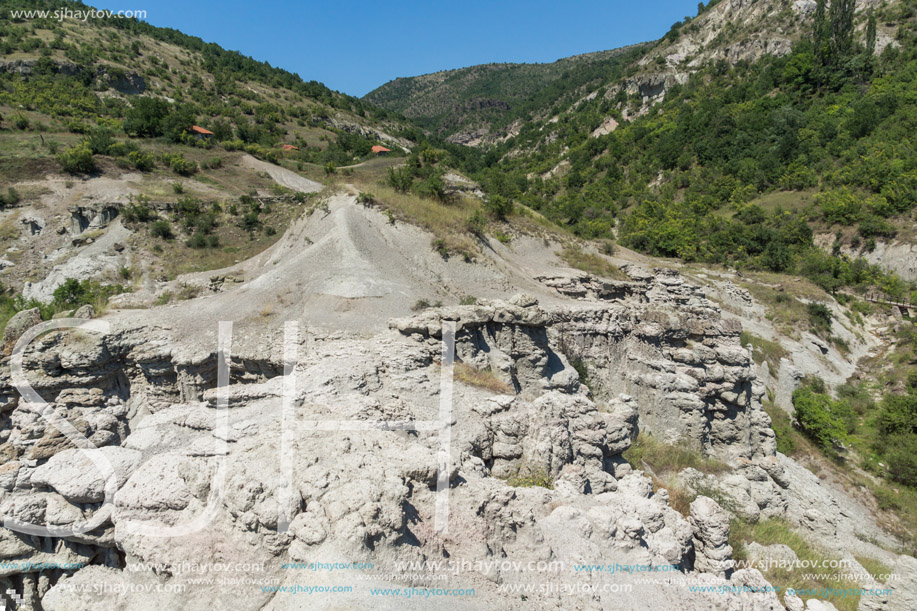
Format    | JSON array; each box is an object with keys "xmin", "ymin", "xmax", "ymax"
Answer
[{"xmin": 363, "ymin": 45, "xmax": 647, "ymax": 144}]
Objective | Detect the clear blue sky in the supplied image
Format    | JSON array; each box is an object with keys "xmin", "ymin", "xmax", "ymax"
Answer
[{"xmin": 96, "ymin": 0, "xmax": 702, "ymax": 97}]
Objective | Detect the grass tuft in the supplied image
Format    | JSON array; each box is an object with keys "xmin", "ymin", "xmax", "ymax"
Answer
[
  {"xmin": 453, "ymin": 361, "xmax": 513, "ymax": 394},
  {"xmin": 559, "ymin": 244, "xmax": 628, "ymax": 280},
  {"xmin": 623, "ymin": 434, "xmax": 732, "ymax": 475}
]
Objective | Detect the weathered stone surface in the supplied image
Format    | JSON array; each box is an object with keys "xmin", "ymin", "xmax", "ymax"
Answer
[
  {"xmin": 1, "ymin": 308, "xmax": 41, "ymax": 356},
  {"xmin": 689, "ymin": 496, "xmax": 734, "ymax": 577}
]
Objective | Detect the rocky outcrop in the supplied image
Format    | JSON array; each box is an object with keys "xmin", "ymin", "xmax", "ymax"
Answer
[
  {"xmin": 0, "ymin": 291, "xmax": 790, "ymax": 609},
  {"xmin": 689, "ymin": 496, "xmax": 733, "ymax": 577},
  {"xmin": 0, "ymin": 60, "xmax": 145, "ymax": 94},
  {"xmin": 0, "ymin": 308, "xmax": 41, "ymax": 357},
  {"xmin": 395, "ymin": 267, "xmax": 775, "ymax": 464}
]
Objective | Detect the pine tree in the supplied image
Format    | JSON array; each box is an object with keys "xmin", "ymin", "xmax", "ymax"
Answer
[
  {"xmin": 829, "ymin": 0, "xmax": 856, "ymax": 62},
  {"xmin": 865, "ymin": 10, "xmax": 877, "ymax": 57},
  {"xmin": 813, "ymin": 0, "xmax": 830, "ymax": 67}
]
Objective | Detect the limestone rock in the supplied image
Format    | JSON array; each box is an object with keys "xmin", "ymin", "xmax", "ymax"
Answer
[{"xmin": 689, "ymin": 496, "xmax": 734, "ymax": 577}]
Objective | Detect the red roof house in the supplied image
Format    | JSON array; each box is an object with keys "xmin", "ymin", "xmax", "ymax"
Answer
[
  {"xmin": 371, "ymin": 145, "xmax": 392, "ymax": 155},
  {"xmin": 190, "ymin": 125, "xmax": 213, "ymax": 139}
]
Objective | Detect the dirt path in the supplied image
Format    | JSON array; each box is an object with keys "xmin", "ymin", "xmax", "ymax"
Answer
[{"xmin": 239, "ymin": 154, "xmax": 323, "ymax": 192}]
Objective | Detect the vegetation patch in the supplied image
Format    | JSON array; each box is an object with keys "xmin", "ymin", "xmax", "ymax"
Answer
[
  {"xmin": 453, "ymin": 361, "xmax": 513, "ymax": 394},
  {"xmin": 740, "ymin": 330, "xmax": 788, "ymax": 370},
  {"xmin": 623, "ymin": 434, "xmax": 731, "ymax": 476},
  {"xmin": 731, "ymin": 518, "xmax": 862, "ymax": 611},
  {"xmin": 559, "ymin": 245, "xmax": 628, "ymax": 280},
  {"xmin": 504, "ymin": 465, "xmax": 553, "ymax": 490}
]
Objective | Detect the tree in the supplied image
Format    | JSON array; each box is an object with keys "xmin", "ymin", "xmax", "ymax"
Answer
[
  {"xmin": 813, "ymin": 0, "xmax": 830, "ymax": 68},
  {"xmin": 792, "ymin": 387, "xmax": 850, "ymax": 455},
  {"xmin": 865, "ymin": 10, "xmax": 877, "ymax": 58},
  {"xmin": 123, "ymin": 97, "xmax": 170, "ymax": 137},
  {"xmin": 829, "ymin": 0, "xmax": 856, "ymax": 63},
  {"xmin": 161, "ymin": 105, "xmax": 195, "ymax": 143}
]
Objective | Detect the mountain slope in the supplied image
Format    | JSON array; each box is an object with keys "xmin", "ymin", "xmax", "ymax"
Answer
[
  {"xmin": 368, "ymin": 0, "xmax": 905, "ymax": 147},
  {"xmin": 0, "ymin": 0, "xmax": 427, "ymax": 309},
  {"xmin": 364, "ymin": 45, "xmax": 647, "ymax": 144}
]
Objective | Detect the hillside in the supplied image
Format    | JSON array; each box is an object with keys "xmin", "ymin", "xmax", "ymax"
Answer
[
  {"xmin": 0, "ymin": 0, "xmax": 428, "ymax": 308},
  {"xmin": 363, "ymin": 45, "xmax": 647, "ymax": 145},
  {"xmin": 1, "ymin": 2, "xmax": 917, "ymax": 611}
]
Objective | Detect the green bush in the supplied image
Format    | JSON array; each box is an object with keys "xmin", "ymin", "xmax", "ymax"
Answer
[
  {"xmin": 792, "ymin": 387, "xmax": 850, "ymax": 455},
  {"xmin": 161, "ymin": 153, "xmax": 197, "ymax": 175},
  {"xmin": 150, "ymin": 220, "xmax": 174, "ymax": 240},
  {"xmin": 0, "ymin": 187, "xmax": 20, "ymax": 208},
  {"xmin": 51, "ymin": 278, "xmax": 126, "ymax": 311},
  {"xmin": 127, "ymin": 150, "xmax": 156, "ymax": 171},
  {"xmin": 485, "ymin": 194, "xmax": 514, "ymax": 220},
  {"xmin": 806, "ymin": 303, "xmax": 833, "ymax": 336},
  {"xmin": 185, "ymin": 232, "xmax": 208, "ymax": 248},
  {"xmin": 876, "ymin": 394, "xmax": 917, "ymax": 438},
  {"xmin": 884, "ymin": 435, "xmax": 917, "ymax": 487},
  {"xmin": 86, "ymin": 127, "xmax": 114, "ymax": 155},
  {"xmin": 121, "ymin": 201, "xmax": 155, "ymax": 223},
  {"xmin": 57, "ymin": 143, "xmax": 95, "ymax": 174}
]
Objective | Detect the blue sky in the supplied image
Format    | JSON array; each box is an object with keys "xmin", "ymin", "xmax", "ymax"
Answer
[{"xmin": 97, "ymin": 0, "xmax": 702, "ymax": 97}]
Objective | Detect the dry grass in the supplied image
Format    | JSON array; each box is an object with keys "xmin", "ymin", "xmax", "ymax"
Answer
[
  {"xmin": 453, "ymin": 361, "xmax": 513, "ymax": 394},
  {"xmin": 559, "ymin": 245, "xmax": 628, "ymax": 280},
  {"xmin": 853, "ymin": 555, "xmax": 893, "ymax": 583},
  {"xmin": 741, "ymin": 330, "xmax": 789, "ymax": 371},
  {"xmin": 623, "ymin": 433, "xmax": 732, "ymax": 476},
  {"xmin": 349, "ymin": 183, "xmax": 482, "ymax": 258},
  {"xmin": 731, "ymin": 518, "xmax": 863, "ymax": 611},
  {"xmin": 505, "ymin": 465, "xmax": 553, "ymax": 489}
]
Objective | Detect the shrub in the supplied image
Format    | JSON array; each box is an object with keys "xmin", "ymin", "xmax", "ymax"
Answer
[
  {"xmin": 884, "ymin": 435, "xmax": 917, "ymax": 487},
  {"xmin": 505, "ymin": 466, "xmax": 553, "ymax": 489},
  {"xmin": 432, "ymin": 238, "xmax": 448, "ymax": 258},
  {"xmin": 121, "ymin": 201, "xmax": 155, "ymax": 223},
  {"xmin": 411, "ymin": 298, "xmax": 442, "ymax": 312},
  {"xmin": 150, "ymin": 220, "xmax": 174, "ymax": 239},
  {"xmin": 127, "ymin": 150, "xmax": 156, "ymax": 171},
  {"xmin": 356, "ymin": 192, "xmax": 376, "ymax": 206},
  {"xmin": 465, "ymin": 210, "xmax": 487, "ymax": 236},
  {"xmin": 792, "ymin": 387, "xmax": 850, "ymax": 455},
  {"xmin": 240, "ymin": 211, "xmax": 261, "ymax": 232},
  {"xmin": 0, "ymin": 187, "xmax": 20, "ymax": 208},
  {"xmin": 51, "ymin": 277, "xmax": 126, "ymax": 311},
  {"xmin": 57, "ymin": 143, "xmax": 95, "ymax": 174},
  {"xmin": 485, "ymin": 194, "xmax": 514, "ymax": 220},
  {"xmin": 185, "ymin": 232, "xmax": 208, "ymax": 248},
  {"xmin": 806, "ymin": 302, "xmax": 832, "ymax": 336},
  {"xmin": 876, "ymin": 394, "xmax": 917, "ymax": 438},
  {"xmin": 387, "ymin": 167, "xmax": 413, "ymax": 193},
  {"xmin": 161, "ymin": 153, "xmax": 197, "ymax": 175},
  {"xmin": 86, "ymin": 127, "xmax": 114, "ymax": 155}
]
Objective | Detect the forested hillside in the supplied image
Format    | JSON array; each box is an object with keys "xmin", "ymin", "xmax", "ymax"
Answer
[
  {"xmin": 0, "ymin": 0, "xmax": 417, "ymax": 171},
  {"xmin": 465, "ymin": 1, "xmax": 917, "ymax": 300},
  {"xmin": 364, "ymin": 45, "xmax": 647, "ymax": 144}
]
